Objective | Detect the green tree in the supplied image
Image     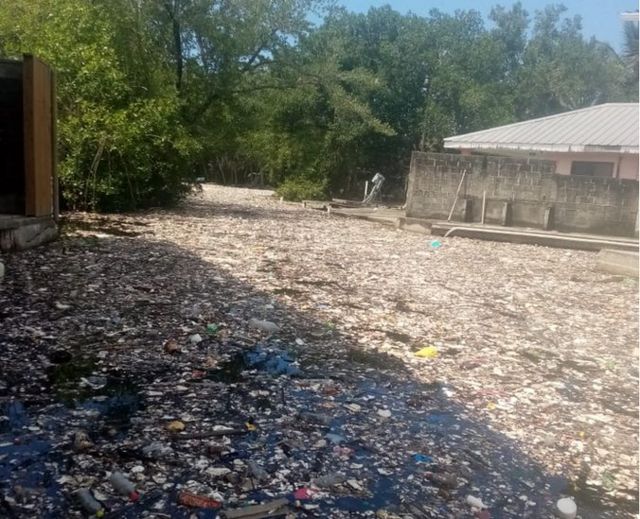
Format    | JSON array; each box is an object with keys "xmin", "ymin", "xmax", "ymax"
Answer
[
  {"xmin": 622, "ymin": 21, "xmax": 639, "ymax": 92},
  {"xmin": 516, "ymin": 5, "xmax": 627, "ymax": 118},
  {"xmin": 0, "ymin": 1, "xmax": 635, "ymax": 206},
  {"xmin": 0, "ymin": 0, "xmax": 199, "ymax": 210}
]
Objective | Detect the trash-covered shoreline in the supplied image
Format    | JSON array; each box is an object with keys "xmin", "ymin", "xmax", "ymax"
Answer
[{"xmin": 0, "ymin": 185, "xmax": 637, "ymax": 518}]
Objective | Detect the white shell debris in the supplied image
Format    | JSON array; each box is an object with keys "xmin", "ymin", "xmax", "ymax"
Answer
[
  {"xmin": 556, "ymin": 497, "xmax": 577, "ymax": 519},
  {"xmin": 248, "ymin": 318, "xmax": 280, "ymax": 334}
]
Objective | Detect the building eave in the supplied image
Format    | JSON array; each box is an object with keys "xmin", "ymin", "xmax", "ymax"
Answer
[{"xmin": 443, "ymin": 141, "xmax": 640, "ymax": 155}]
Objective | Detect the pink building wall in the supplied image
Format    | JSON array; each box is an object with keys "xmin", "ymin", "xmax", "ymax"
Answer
[
  {"xmin": 458, "ymin": 149, "xmax": 639, "ymax": 180},
  {"xmin": 546, "ymin": 152, "xmax": 639, "ymax": 180}
]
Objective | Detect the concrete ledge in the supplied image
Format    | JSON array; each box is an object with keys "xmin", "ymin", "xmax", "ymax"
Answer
[
  {"xmin": 0, "ymin": 215, "xmax": 52, "ymax": 230},
  {"xmin": 0, "ymin": 216, "xmax": 58, "ymax": 251},
  {"xmin": 431, "ymin": 222, "xmax": 639, "ymax": 252},
  {"xmin": 398, "ymin": 216, "xmax": 432, "ymax": 234},
  {"xmin": 596, "ymin": 249, "xmax": 639, "ymax": 278}
]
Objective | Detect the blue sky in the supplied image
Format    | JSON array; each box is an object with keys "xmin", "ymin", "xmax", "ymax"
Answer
[{"xmin": 338, "ymin": 1, "xmax": 635, "ymax": 51}]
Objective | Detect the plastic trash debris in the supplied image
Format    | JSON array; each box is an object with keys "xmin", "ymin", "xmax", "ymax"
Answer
[
  {"xmin": 299, "ymin": 412, "xmax": 332, "ymax": 425},
  {"xmin": 426, "ymin": 471, "xmax": 457, "ymax": 489},
  {"xmin": 556, "ymin": 497, "xmax": 577, "ymax": 519},
  {"xmin": 429, "ymin": 239, "xmax": 442, "ymax": 249},
  {"xmin": 163, "ymin": 338, "xmax": 180, "ymax": 354},
  {"xmin": 189, "ymin": 333, "xmax": 203, "ymax": 344},
  {"xmin": 222, "ymin": 497, "xmax": 290, "ymax": 518},
  {"xmin": 466, "ymin": 495, "xmax": 487, "ymax": 509},
  {"xmin": 293, "ymin": 487, "xmax": 314, "ymax": 500},
  {"xmin": 347, "ymin": 479, "xmax": 365, "ymax": 491},
  {"xmin": 415, "ymin": 346, "xmax": 438, "ymax": 358},
  {"xmin": 377, "ymin": 409, "xmax": 392, "ymax": 418},
  {"xmin": 2, "ymin": 186, "xmax": 637, "ymax": 517},
  {"xmin": 80, "ymin": 375, "xmax": 107, "ymax": 390},
  {"xmin": 413, "ymin": 454, "xmax": 433, "ymax": 464},
  {"xmin": 141, "ymin": 442, "xmax": 173, "ymax": 460},
  {"xmin": 332, "ymin": 445, "xmax": 353, "ymax": 457},
  {"xmin": 312, "ymin": 473, "xmax": 347, "ymax": 488},
  {"xmin": 167, "ymin": 420, "xmax": 185, "ymax": 432},
  {"xmin": 54, "ymin": 301, "xmax": 71, "ymax": 310},
  {"xmin": 247, "ymin": 460, "xmax": 269, "ymax": 482},
  {"xmin": 109, "ymin": 472, "xmax": 140, "ymax": 502},
  {"xmin": 248, "ymin": 318, "xmax": 280, "ymax": 334},
  {"xmin": 244, "ymin": 348, "xmax": 300, "ymax": 376},
  {"xmin": 206, "ymin": 467, "xmax": 232, "ymax": 477},
  {"xmin": 75, "ymin": 488, "xmax": 105, "ymax": 517},
  {"xmin": 206, "ymin": 323, "xmax": 219, "ymax": 334},
  {"xmin": 325, "ymin": 433, "xmax": 345, "ymax": 444},
  {"xmin": 73, "ymin": 431, "xmax": 92, "ymax": 451},
  {"xmin": 178, "ymin": 491, "xmax": 222, "ymax": 509}
]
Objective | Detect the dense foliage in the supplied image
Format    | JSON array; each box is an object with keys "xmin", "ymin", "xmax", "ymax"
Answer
[{"xmin": 0, "ymin": 1, "xmax": 637, "ymax": 207}]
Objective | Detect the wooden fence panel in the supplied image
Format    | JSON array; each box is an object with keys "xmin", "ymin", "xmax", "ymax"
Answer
[{"xmin": 23, "ymin": 55, "xmax": 53, "ymax": 217}]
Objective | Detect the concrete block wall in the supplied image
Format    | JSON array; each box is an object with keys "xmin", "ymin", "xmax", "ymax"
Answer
[{"xmin": 406, "ymin": 152, "xmax": 639, "ymax": 236}]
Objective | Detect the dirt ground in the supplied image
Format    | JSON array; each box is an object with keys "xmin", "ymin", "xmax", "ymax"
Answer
[{"xmin": 0, "ymin": 185, "xmax": 637, "ymax": 518}]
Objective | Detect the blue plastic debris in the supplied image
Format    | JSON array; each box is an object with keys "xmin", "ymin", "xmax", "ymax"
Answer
[
  {"xmin": 413, "ymin": 453, "xmax": 434, "ymax": 464},
  {"xmin": 325, "ymin": 433, "xmax": 345, "ymax": 444}
]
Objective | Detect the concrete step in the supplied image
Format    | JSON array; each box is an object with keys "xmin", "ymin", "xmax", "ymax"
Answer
[
  {"xmin": 596, "ymin": 249, "xmax": 639, "ymax": 277},
  {"xmin": 430, "ymin": 222, "xmax": 639, "ymax": 252}
]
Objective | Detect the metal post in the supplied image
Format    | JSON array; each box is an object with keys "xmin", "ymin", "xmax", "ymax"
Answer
[
  {"xmin": 447, "ymin": 169, "xmax": 467, "ymax": 222},
  {"xmin": 481, "ymin": 190, "xmax": 486, "ymax": 224}
]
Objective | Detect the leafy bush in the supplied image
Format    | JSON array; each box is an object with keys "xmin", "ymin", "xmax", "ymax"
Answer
[
  {"xmin": 0, "ymin": 0, "xmax": 200, "ymax": 212},
  {"xmin": 59, "ymin": 97, "xmax": 201, "ymax": 211},
  {"xmin": 276, "ymin": 177, "xmax": 328, "ymax": 202}
]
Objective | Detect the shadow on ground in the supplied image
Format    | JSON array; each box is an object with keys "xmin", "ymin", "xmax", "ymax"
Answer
[{"xmin": 0, "ymin": 220, "xmax": 637, "ymax": 518}]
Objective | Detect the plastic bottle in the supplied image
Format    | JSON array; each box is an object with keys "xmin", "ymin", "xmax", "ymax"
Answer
[
  {"xmin": 110, "ymin": 471, "xmax": 140, "ymax": 501},
  {"xmin": 75, "ymin": 488, "xmax": 105, "ymax": 517}
]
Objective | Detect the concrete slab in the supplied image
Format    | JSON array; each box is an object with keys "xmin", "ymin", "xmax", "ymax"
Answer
[
  {"xmin": 306, "ymin": 203, "xmax": 403, "ymax": 228},
  {"xmin": 303, "ymin": 203, "xmax": 639, "ymax": 252},
  {"xmin": 0, "ymin": 215, "xmax": 57, "ymax": 251},
  {"xmin": 596, "ymin": 249, "xmax": 639, "ymax": 277},
  {"xmin": 430, "ymin": 222, "xmax": 639, "ymax": 252}
]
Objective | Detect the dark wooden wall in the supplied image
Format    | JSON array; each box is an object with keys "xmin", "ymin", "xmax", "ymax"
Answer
[{"xmin": 0, "ymin": 60, "xmax": 24, "ymax": 214}]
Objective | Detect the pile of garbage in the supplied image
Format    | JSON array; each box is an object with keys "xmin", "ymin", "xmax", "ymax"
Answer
[{"xmin": 0, "ymin": 185, "xmax": 637, "ymax": 518}]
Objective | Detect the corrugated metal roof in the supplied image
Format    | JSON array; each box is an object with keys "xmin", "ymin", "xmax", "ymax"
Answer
[{"xmin": 444, "ymin": 103, "xmax": 639, "ymax": 154}]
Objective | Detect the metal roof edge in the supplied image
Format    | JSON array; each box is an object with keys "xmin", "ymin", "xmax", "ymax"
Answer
[
  {"xmin": 443, "ymin": 141, "xmax": 640, "ymax": 154},
  {"xmin": 444, "ymin": 103, "xmax": 639, "ymax": 142}
]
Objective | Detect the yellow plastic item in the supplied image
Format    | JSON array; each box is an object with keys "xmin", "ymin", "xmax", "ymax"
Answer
[
  {"xmin": 415, "ymin": 346, "xmax": 438, "ymax": 359},
  {"xmin": 167, "ymin": 420, "xmax": 185, "ymax": 432}
]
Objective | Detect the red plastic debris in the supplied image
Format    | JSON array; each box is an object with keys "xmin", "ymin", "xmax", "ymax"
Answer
[
  {"xmin": 293, "ymin": 487, "xmax": 314, "ymax": 500},
  {"xmin": 178, "ymin": 491, "xmax": 222, "ymax": 509}
]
